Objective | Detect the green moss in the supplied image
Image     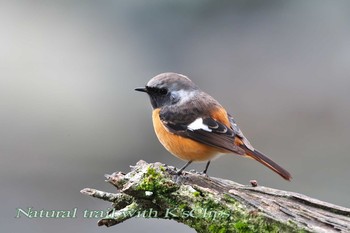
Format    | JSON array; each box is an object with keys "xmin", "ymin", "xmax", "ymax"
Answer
[
  {"xmin": 137, "ymin": 165, "xmax": 177, "ymax": 195},
  {"xmin": 233, "ymin": 220, "xmax": 252, "ymax": 232},
  {"xmin": 193, "ymin": 191, "xmax": 201, "ymax": 197},
  {"xmin": 178, "ymin": 203, "xmax": 188, "ymax": 210},
  {"xmin": 174, "ymin": 190, "xmax": 306, "ymax": 233},
  {"xmin": 136, "ymin": 165, "xmax": 306, "ymax": 233},
  {"xmin": 208, "ymin": 225, "xmax": 227, "ymax": 233}
]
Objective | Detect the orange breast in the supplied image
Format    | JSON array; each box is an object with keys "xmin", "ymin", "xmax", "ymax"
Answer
[{"xmin": 152, "ymin": 109, "xmax": 221, "ymax": 161}]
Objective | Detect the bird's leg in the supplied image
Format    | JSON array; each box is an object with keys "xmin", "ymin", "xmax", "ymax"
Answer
[
  {"xmin": 202, "ymin": 160, "xmax": 211, "ymax": 175},
  {"xmin": 176, "ymin": 161, "xmax": 193, "ymax": 175}
]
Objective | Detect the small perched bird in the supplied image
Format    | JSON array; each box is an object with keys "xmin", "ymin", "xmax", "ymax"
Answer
[{"xmin": 135, "ymin": 73, "xmax": 291, "ymax": 180}]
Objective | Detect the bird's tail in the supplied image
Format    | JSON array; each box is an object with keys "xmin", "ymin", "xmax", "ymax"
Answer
[{"xmin": 241, "ymin": 145, "xmax": 292, "ymax": 181}]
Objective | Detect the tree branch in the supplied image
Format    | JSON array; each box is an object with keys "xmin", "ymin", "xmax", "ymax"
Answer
[{"xmin": 81, "ymin": 160, "xmax": 350, "ymax": 232}]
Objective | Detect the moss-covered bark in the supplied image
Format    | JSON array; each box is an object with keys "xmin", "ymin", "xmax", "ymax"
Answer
[{"xmin": 81, "ymin": 160, "xmax": 350, "ymax": 233}]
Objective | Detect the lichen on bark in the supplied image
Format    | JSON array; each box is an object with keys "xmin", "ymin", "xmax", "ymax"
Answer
[{"xmin": 81, "ymin": 160, "xmax": 350, "ymax": 233}]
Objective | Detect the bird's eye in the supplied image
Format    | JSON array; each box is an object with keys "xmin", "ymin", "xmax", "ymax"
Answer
[{"xmin": 159, "ymin": 88, "xmax": 168, "ymax": 95}]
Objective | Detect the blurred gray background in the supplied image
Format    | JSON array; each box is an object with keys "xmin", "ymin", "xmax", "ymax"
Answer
[{"xmin": 1, "ymin": 1, "xmax": 350, "ymax": 232}]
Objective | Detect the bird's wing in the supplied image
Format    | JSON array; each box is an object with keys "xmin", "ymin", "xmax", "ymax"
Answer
[
  {"xmin": 159, "ymin": 112, "xmax": 245, "ymax": 155},
  {"xmin": 159, "ymin": 109, "xmax": 291, "ymax": 180}
]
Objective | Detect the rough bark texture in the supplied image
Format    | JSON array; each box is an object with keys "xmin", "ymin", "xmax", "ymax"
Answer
[{"xmin": 81, "ymin": 160, "xmax": 350, "ymax": 233}]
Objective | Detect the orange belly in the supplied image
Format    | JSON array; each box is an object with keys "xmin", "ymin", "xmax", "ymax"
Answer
[{"xmin": 152, "ymin": 109, "xmax": 222, "ymax": 161}]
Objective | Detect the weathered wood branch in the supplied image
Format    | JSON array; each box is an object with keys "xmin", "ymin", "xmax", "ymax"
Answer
[{"xmin": 81, "ymin": 160, "xmax": 350, "ymax": 233}]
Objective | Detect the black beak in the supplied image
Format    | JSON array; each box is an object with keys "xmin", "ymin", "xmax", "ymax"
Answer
[{"xmin": 135, "ymin": 87, "xmax": 147, "ymax": 93}]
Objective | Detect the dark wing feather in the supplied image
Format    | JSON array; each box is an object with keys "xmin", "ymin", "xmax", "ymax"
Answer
[{"xmin": 163, "ymin": 116, "xmax": 245, "ymax": 155}]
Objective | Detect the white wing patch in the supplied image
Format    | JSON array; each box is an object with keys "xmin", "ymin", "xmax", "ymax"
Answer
[{"xmin": 187, "ymin": 118, "xmax": 212, "ymax": 132}]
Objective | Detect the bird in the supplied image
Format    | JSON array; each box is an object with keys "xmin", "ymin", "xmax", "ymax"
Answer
[{"xmin": 135, "ymin": 72, "xmax": 291, "ymax": 180}]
